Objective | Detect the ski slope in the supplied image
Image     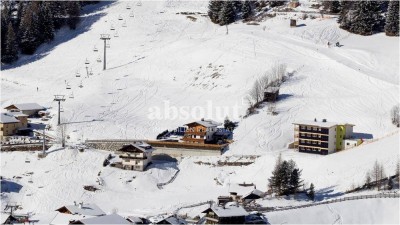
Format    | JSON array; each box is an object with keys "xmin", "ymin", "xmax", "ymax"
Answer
[{"xmin": 1, "ymin": 0, "xmax": 399, "ymax": 222}]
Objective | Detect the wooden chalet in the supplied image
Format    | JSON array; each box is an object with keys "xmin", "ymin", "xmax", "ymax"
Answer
[
  {"xmin": 264, "ymin": 86, "xmax": 280, "ymax": 102},
  {"xmin": 182, "ymin": 119, "xmax": 221, "ymax": 144},
  {"xmin": 55, "ymin": 203, "xmax": 105, "ymax": 216}
]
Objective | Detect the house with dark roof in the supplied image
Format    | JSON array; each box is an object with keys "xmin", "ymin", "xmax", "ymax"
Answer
[
  {"xmin": 4, "ymin": 103, "xmax": 45, "ymax": 117},
  {"xmin": 117, "ymin": 143, "xmax": 154, "ymax": 171},
  {"xmin": 155, "ymin": 215, "xmax": 187, "ymax": 224},
  {"xmin": 183, "ymin": 119, "xmax": 221, "ymax": 144}
]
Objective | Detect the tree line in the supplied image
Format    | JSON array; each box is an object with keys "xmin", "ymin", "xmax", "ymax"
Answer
[
  {"xmin": 1, "ymin": 1, "xmax": 99, "ymax": 64},
  {"xmin": 208, "ymin": 0, "xmax": 399, "ymax": 37}
]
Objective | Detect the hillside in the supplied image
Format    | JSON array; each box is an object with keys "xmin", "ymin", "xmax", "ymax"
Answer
[{"xmin": 1, "ymin": 0, "xmax": 399, "ymax": 223}]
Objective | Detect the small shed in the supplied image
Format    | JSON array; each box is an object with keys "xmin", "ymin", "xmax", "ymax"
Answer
[
  {"xmin": 264, "ymin": 86, "xmax": 280, "ymax": 102},
  {"xmin": 290, "ymin": 19, "xmax": 297, "ymax": 27}
]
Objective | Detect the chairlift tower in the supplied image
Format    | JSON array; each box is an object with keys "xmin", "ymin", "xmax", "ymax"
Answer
[
  {"xmin": 54, "ymin": 95, "xmax": 66, "ymax": 125},
  {"xmin": 100, "ymin": 34, "xmax": 111, "ymax": 70}
]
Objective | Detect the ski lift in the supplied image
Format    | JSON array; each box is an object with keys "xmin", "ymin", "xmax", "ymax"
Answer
[
  {"xmin": 75, "ymin": 71, "xmax": 81, "ymax": 77},
  {"xmin": 89, "ymin": 68, "xmax": 93, "ymax": 76},
  {"xmin": 69, "ymin": 92, "xmax": 74, "ymax": 99},
  {"xmin": 126, "ymin": 3, "xmax": 131, "ymax": 9},
  {"xmin": 85, "ymin": 58, "xmax": 90, "ymax": 65},
  {"xmin": 93, "ymin": 45, "xmax": 98, "ymax": 52},
  {"xmin": 60, "ymin": 107, "xmax": 64, "ymax": 112},
  {"xmin": 136, "ymin": 1, "xmax": 142, "ymax": 6},
  {"xmin": 129, "ymin": 11, "xmax": 135, "ymax": 17},
  {"xmin": 110, "ymin": 24, "xmax": 115, "ymax": 30},
  {"xmin": 106, "ymin": 41, "xmax": 111, "ymax": 48},
  {"xmin": 114, "ymin": 31, "xmax": 119, "ymax": 37},
  {"xmin": 25, "ymin": 157, "xmax": 30, "ymax": 163},
  {"xmin": 66, "ymin": 83, "xmax": 71, "ymax": 89},
  {"xmin": 97, "ymin": 56, "xmax": 102, "ymax": 62},
  {"xmin": 122, "ymin": 21, "xmax": 127, "ymax": 27},
  {"xmin": 118, "ymin": 15, "xmax": 123, "ymax": 20},
  {"xmin": 79, "ymin": 81, "xmax": 83, "ymax": 88}
]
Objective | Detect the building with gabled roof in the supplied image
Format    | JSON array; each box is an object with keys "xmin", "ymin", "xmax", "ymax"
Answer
[
  {"xmin": 4, "ymin": 103, "xmax": 45, "ymax": 116},
  {"xmin": 55, "ymin": 203, "xmax": 105, "ymax": 217},
  {"xmin": 0, "ymin": 113, "xmax": 24, "ymax": 140},
  {"xmin": 202, "ymin": 203, "xmax": 248, "ymax": 224},
  {"xmin": 117, "ymin": 142, "xmax": 154, "ymax": 171},
  {"xmin": 183, "ymin": 119, "xmax": 222, "ymax": 144},
  {"xmin": 155, "ymin": 215, "xmax": 187, "ymax": 224}
]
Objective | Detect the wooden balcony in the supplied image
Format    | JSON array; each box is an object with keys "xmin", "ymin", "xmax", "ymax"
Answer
[
  {"xmin": 184, "ymin": 131, "xmax": 207, "ymax": 136},
  {"xmin": 182, "ymin": 137, "xmax": 205, "ymax": 143}
]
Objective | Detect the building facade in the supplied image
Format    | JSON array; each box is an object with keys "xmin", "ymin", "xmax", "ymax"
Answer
[
  {"xmin": 293, "ymin": 120, "xmax": 354, "ymax": 155},
  {"xmin": 117, "ymin": 143, "xmax": 153, "ymax": 171},
  {"xmin": 182, "ymin": 119, "xmax": 221, "ymax": 144},
  {"xmin": 0, "ymin": 113, "xmax": 23, "ymax": 140},
  {"xmin": 4, "ymin": 103, "xmax": 44, "ymax": 117}
]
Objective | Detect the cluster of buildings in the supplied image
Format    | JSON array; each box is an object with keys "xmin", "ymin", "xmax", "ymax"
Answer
[
  {"xmin": 0, "ymin": 103, "xmax": 46, "ymax": 141},
  {"xmin": 16, "ymin": 188, "xmax": 267, "ymax": 225}
]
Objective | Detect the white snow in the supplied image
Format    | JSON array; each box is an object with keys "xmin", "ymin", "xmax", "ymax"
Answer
[{"xmin": 0, "ymin": 0, "xmax": 399, "ymax": 223}]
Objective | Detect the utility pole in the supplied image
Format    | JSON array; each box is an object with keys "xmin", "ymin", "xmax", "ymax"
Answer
[
  {"xmin": 100, "ymin": 34, "xmax": 111, "ymax": 70},
  {"xmin": 42, "ymin": 127, "xmax": 46, "ymax": 154},
  {"xmin": 54, "ymin": 95, "xmax": 66, "ymax": 125}
]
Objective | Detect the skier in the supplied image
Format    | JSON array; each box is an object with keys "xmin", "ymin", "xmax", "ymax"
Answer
[{"xmin": 327, "ymin": 42, "xmax": 331, "ymax": 48}]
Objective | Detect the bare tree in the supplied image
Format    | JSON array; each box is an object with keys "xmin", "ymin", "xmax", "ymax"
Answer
[
  {"xmin": 372, "ymin": 160, "xmax": 381, "ymax": 190},
  {"xmin": 391, "ymin": 105, "xmax": 400, "ymax": 127},
  {"xmin": 365, "ymin": 171, "xmax": 372, "ymax": 188},
  {"xmin": 267, "ymin": 63, "xmax": 287, "ymax": 85},
  {"xmin": 396, "ymin": 158, "xmax": 400, "ymax": 184}
]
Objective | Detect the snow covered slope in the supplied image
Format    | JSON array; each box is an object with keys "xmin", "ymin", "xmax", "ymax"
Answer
[
  {"xmin": 1, "ymin": 1, "xmax": 398, "ymax": 154},
  {"xmin": 1, "ymin": 0, "xmax": 399, "ymax": 221}
]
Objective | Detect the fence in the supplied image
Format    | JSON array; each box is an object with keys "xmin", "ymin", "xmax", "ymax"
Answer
[
  {"xmin": 252, "ymin": 192, "xmax": 400, "ymax": 213},
  {"xmin": 157, "ymin": 169, "xmax": 180, "ymax": 189}
]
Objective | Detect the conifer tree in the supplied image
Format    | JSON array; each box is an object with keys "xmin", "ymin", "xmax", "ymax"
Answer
[
  {"xmin": 385, "ymin": 0, "xmax": 399, "ymax": 36},
  {"xmin": 219, "ymin": 1, "xmax": 236, "ymax": 26},
  {"xmin": 19, "ymin": 3, "xmax": 40, "ymax": 54},
  {"xmin": 66, "ymin": 1, "xmax": 81, "ymax": 30},
  {"xmin": 2, "ymin": 22, "xmax": 18, "ymax": 63},
  {"xmin": 38, "ymin": 2, "xmax": 55, "ymax": 43},
  {"xmin": 348, "ymin": 1, "xmax": 382, "ymax": 35},
  {"xmin": 308, "ymin": 183, "xmax": 315, "ymax": 201},
  {"xmin": 242, "ymin": 0, "xmax": 253, "ymax": 20},
  {"xmin": 208, "ymin": 0, "xmax": 223, "ymax": 24}
]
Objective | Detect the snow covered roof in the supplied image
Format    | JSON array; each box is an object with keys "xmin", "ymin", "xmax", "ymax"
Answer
[
  {"xmin": 50, "ymin": 213, "xmax": 93, "ymax": 225},
  {"xmin": 75, "ymin": 214, "xmax": 130, "ymax": 224},
  {"xmin": 126, "ymin": 216, "xmax": 145, "ymax": 224},
  {"xmin": 265, "ymin": 86, "xmax": 280, "ymax": 93},
  {"xmin": 243, "ymin": 189, "xmax": 264, "ymax": 199},
  {"xmin": 119, "ymin": 143, "xmax": 153, "ymax": 153},
  {"xmin": 0, "ymin": 213, "xmax": 14, "ymax": 224},
  {"xmin": 8, "ymin": 111, "xmax": 28, "ymax": 117},
  {"xmin": 57, "ymin": 203, "xmax": 105, "ymax": 216},
  {"xmin": 186, "ymin": 119, "xmax": 221, "ymax": 128},
  {"xmin": 203, "ymin": 203, "xmax": 248, "ymax": 218},
  {"xmin": 293, "ymin": 120, "xmax": 354, "ymax": 128},
  {"xmin": 156, "ymin": 215, "xmax": 187, "ymax": 224},
  {"xmin": 5, "ymin": 103, "xmax": 44, "ymax": 111},
  {"xmin": 0, "ymin": 113, "xmax": 20, "ymax": 124}
]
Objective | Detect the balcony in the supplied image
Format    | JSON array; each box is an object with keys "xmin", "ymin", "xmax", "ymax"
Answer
[
  {"xmin": 299, "ymin": 142, "xmax": 328, "ymax": 148},
  {"xmin": 184, "ymin": 131, "xmax": 207, "ymax": 136},
  {"xmin": 299, "ymin": 127, "xmax": 329, "ymax": 134},
  {"xmin": 182, "ymin": 137, "xmax": 205, "ymax": 143}
]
